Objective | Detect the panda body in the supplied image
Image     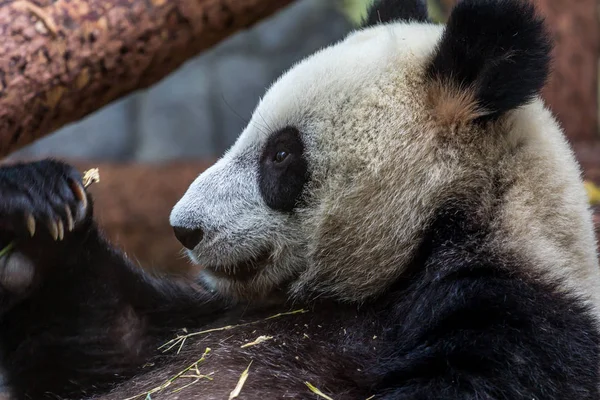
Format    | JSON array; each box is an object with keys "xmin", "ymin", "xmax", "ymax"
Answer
[{"xmin": 0, "ymin": 0, "xmax": 598, "ymax": 399}]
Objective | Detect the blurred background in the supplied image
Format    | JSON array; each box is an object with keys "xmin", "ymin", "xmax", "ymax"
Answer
[{"xmin": 4, "ymin": 0, "xmax": 599, "ymax": 273}]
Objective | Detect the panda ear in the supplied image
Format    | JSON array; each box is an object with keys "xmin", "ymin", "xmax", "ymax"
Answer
[
  {"xmin": 426, "ymin": 0, "xmax": 552, "ymax": 124},
  {"xmin": 363, "ymin": 0, "xmax": 429, "ymax": 27}
]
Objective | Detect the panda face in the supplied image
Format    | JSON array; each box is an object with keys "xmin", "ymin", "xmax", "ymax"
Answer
[
  {"xmin": 168, "ymin": 126, "xmax": 309, "ymax": 300},
  {"xmin": 171, "ymin": 0, "xmax": 597, "ymax": 306},
  {"xmin": 169, "ymin": 23, "xmax": 445, "ymax": 301}
]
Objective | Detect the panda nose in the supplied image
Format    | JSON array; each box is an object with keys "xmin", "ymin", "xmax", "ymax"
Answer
[{"xmin": 172, "ymin": 226, "xmax": 204, "ymax": 250}]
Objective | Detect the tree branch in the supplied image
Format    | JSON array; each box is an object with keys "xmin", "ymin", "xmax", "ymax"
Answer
[{"xmin": 0, "ymin": 0, "xmax": 295, "ymax": 157}]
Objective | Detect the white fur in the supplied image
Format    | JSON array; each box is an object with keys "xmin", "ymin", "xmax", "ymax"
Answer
[{"xmin": 171, "ymin": 20, "xmax": 600, "ymax": 317}]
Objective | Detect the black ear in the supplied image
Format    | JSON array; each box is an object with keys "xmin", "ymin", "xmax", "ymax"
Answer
[
  {"xmin": 363, "ymin": 0, "xmax": 429, "ymax": 27},
  {"xmin": 426, "ymin": 0, "xmax": 552, "ymax": 122}
]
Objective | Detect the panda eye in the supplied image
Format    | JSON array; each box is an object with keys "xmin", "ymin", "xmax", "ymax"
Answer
[
  {"xmin": 274, "ymin": 151, "xmax": 289, "ymax": 163},
  {"xmin": 259, "ymin": 127, "xmax": 309, "ymax": 213}
]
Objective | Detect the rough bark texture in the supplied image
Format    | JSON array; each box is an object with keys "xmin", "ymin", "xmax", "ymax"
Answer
[
  {"xmin": 71, "ymin": 160, "xmax": 215, "ymax": 275},
  {"xmin": 0, "ymin": 0, "xmax": 294, "ymax": 157}
]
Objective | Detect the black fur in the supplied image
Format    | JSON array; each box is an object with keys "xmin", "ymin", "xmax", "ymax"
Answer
[
  {"xmin": 426, "ymin": 0, "xmax": 553, "ymax": 121},
  {"xmin": 0, "ymin": 160, "xmax": 86, "ymax": 242},
  {"xmin": 0, "ymin": 161, "xmax": 234, "ymax": 398},
  {"xmin": 258, "ymin": 127, "xmax": 309, "ymax": 212},
  {"xmin": 370, "ymin": 202, "xmax": 600, "ymax": 399},
  {"xmin": 0, "ymin": 160, "xmax": 597, "ymax": 399},
  {"xmin": 363, "ymin": 0, "xmax": 429, "ymax": 26}
]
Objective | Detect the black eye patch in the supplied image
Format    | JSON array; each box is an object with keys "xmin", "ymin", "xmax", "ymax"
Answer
[{"xmin": 258, "ymin": 127, "xmax": 309, "ymax": 212}]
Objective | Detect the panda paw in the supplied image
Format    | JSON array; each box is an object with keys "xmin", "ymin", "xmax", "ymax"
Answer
[{"xmin": 0, "ymin": 159, "xmax": 90, "ymax": 242}]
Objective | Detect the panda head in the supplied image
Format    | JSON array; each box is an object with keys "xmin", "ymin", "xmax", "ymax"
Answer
[{"xmin": 170, "ymin": 0, "xmax": 598, "ymax": 304}]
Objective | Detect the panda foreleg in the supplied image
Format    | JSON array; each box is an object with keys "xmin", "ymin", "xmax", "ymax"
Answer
[
  {"xmin": 0, "ymin": 159, "xmax": 229, "ymax": 400},
  {"xmin": 372, "ymin": 258, "xmax": 600, "ymax": 399}
]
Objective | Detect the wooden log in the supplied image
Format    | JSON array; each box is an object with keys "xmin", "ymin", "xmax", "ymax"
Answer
[{"xmin": 0, "ymin": 0, "xmax": 294, "ymax": 157}]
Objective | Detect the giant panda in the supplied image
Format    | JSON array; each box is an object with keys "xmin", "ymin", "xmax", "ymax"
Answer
[{"xmin": 0, "ymin": 0, "xmax": 598, "ymax": 399}]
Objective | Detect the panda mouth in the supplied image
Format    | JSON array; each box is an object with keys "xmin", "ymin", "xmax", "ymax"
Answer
[{"xmin": 204, "ymin": 249, "xmax": 272, "ymax": 281}]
